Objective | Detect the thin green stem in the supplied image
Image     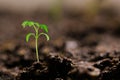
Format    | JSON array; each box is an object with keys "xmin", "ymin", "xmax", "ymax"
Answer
[
  {"xmin": 33, "ymin": 25, "xmax": 39, "ymax": 33},
  {"xmin": 33, "ymin": 25, "xmax": 39, "ymax": 62},
  {"xmin": 35, "ymin": 36, "xmax": 39, "ymax": 62}
]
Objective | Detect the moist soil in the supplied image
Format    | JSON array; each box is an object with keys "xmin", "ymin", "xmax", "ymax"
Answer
[{"xmin": 0, "ymin": 19, "xmax": 120, "ymax": 80}]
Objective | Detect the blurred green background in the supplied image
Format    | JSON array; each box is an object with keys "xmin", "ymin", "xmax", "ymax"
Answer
[{"xmin": 0, "ymin": 0, "xmax": 120, "ymax": 43}]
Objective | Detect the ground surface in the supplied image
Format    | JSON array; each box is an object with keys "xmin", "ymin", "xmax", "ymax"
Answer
[{"xmin": 0, "ymin": 12, "xmax": 120, "ymax": 80}]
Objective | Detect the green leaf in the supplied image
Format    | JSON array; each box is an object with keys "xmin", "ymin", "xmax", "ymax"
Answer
[
  {"xmin": 34, "ymin": 23, "xmax": 48, "ymax": 33},
  {"xmin": 21, "ymin": 20, "xmax": 35, "ymax": 28},
  {"xmin": 25, "ymin": 33, "xmax": 35, "ymax": 42},
  {"xmin": 34, "ymin": 22, "xmax": 40, "ymax": 27},
  {"xmin": 22, "ymin": 21, "xmax": 29, "ymax": 28},
  {"xmin": 39, "ymin": 33, "xmax": 50, "ymax": 41},
  {"xmin": 28, "ymin": 21, "xmax": 34, "ymax": 27},
  {"xmin": 40, "ymin": 24, "xmax": 48, "ymax": 33}
]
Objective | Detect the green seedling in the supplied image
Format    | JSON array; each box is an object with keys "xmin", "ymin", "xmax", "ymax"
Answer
[
  {"xmin": 21, "ymin": 20, "xmax": 50, "ymax": 62},
  {"xmin": 49, "ymin": 0, "xmax": 63, "ymax": 21}
]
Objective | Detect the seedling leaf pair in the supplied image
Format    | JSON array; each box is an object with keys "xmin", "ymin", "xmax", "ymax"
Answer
[{"xmin": 22, "ymin": 21, "xmax": 48, "ymax": 33}]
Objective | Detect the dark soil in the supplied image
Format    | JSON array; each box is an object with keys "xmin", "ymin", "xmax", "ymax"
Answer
[{"xmin": 0, "ymin": 14, "xmax": 120, "ymax": 80}]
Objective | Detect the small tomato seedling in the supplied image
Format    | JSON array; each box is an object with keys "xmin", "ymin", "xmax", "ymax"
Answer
[{"xmin": 21, "ymin": 20, "xmax": 50, "ymax": 62}]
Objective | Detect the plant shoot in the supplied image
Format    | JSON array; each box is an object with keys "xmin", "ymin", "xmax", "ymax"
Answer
[{"xmin": 21, "ymin": 20, "xmax": 50, "ymax": 62}]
